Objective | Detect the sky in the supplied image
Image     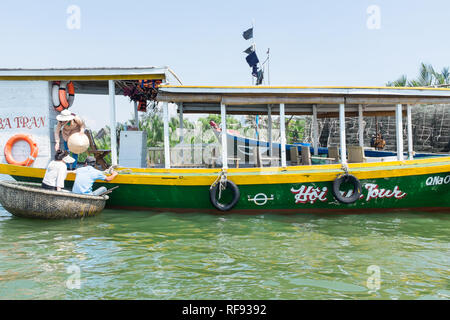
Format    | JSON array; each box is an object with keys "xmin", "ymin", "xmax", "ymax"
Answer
[{"xmin": 1, "ymin": 0, "xmax": 450, "ymax": 129}]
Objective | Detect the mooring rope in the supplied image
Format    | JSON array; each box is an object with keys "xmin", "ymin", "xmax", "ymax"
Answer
[{"xmin": 210, "ymin": 169, "xmax": 228, "ymax": 200}]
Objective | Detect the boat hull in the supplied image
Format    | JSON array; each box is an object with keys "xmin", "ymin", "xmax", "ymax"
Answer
[
  {"xmin": 1, "ymin": 157, "xmax": 449, "ymax": 214},
  {"xmin": 108, "ymin": 174, "xmax": 450, "ymax": 213},
  {"xmin": 0, "ymin": 181, "xmax": 108, "ymax": 219}
]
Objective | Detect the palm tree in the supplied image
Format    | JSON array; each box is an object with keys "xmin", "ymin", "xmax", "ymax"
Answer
[
  {"xmin": 140, "ymin": 113, "xmax": 164, "ymax": 147},
  {"xmin": 386, "ymin": 75, "xmax": 408, "ymax": 87},
  {"xmin": 387, "ymin": 63, "xmax": 450, "ymax": 87},
  {"xmin": 433, "ymin": 67, "xmax": 450, "ymax": 86},
  {"xmin": 387, "ymin": 62, "xmax": 450, "ymax": 151}
]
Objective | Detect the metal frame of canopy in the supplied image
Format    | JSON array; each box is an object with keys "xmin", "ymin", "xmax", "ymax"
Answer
[{"xmin": 156, "ymin": 85, "xmax": 450, "ymax": 169}]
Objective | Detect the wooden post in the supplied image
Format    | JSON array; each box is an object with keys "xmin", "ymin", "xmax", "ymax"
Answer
[
  {"xmin": 407, "ymin": 104, "xmax": 413, "ymax": 160},
  {"xmin": 134, "ymin": 101, "xmax": 139, "ymax": 130},
  {"xmin": 163, "ymin": 101, "xmax": 171, "ymax": 168},
  {"xmin": 179, "ymin": 102, "xmax": 184, "ymax": 144},
  {"xmin": 312, "ymin": 104, "xmax": 318, "ymax": 155},
  {"xmin": 358, "ymin": 104, "xmax": 364, "ymax": 147},
  {"xmin": 221, "ymin": 102, "xmax": 228, "ymax": 169},
  {"xmin": 179, "ymin": 102, "xmax": 184, "ymax": 163},
  {"xmin": 339, "ymin": 103, "xmax": 347, "ymax": 165},
  {"xmin": 396, "ymin": 104, "xmax": 404, "ymax": 161},
  {"xmin": 280, "ymin": 103, "xmax": 287, "ymax": 167},
  {"xmin": 108, "ymin": 80, "xmax": 118, "ymax": 166}
]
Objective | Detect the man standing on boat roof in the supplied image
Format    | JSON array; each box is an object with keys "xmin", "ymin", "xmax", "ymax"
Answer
[
  {"xmin": 54, "ymin": 109, "xmax": 85, "ymax": 170},
  {"xmin": 72, "ymin": 156, "xmax": 118, "ymax": 196}
]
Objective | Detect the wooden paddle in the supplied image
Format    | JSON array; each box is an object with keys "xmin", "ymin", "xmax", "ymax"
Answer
[{"xmin": 98, "ymin": 186, "xmax": 119, "ymax": 196}]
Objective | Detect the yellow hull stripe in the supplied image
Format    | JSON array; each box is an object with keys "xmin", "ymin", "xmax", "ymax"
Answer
[{"xmin": 1, "ymin": 157, "xmax": 449, "ymax": 186}]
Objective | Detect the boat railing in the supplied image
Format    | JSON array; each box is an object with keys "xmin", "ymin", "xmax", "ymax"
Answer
[
  {"xmin": 148, "ymin": 144, "xmax": 219, "ymax": 168},
  {"xmin": 148, "ymin": 147, "xmax": 165, "ymax": 167},
  {"xmin": 148, "ymin": 143, "xmax": 448, "ymax": 168}
]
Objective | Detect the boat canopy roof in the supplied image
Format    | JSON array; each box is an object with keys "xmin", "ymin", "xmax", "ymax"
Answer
[
  {"xmin": 157, "ymin": 85, "xmax": 450, "ymax": 117},
  {"xmin": 0, "ymin": 67, "xmax": 170, "ymax": 95}
]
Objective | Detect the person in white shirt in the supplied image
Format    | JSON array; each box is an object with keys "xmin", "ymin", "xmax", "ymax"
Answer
[{"xmin": 41, "ymin": 150, "xmax": 75, "ymax": 191}]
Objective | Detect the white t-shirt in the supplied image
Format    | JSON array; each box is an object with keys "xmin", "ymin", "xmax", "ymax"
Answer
[{"xmin": 42, "ymin": 161, "xmax": 68, "ymax": 189}]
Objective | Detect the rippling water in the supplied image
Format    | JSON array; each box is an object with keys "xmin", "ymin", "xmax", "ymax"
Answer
[{"xmin": 0, "ymin": 197, "xmax": 449, "ymax": 299}]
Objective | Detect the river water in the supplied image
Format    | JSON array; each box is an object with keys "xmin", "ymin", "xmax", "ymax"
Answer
[
  {"xmin": 1, "ymin": 201, "xmax": 449, "ymax": 300},
  {"xmin": 0, "ymin": 174, "xmax": 449, "ymax": 300}
]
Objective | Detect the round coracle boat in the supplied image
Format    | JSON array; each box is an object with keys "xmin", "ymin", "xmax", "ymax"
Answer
[{"xmin": 0, "ymin": 181, "xmax": 108, "ymax": 219}]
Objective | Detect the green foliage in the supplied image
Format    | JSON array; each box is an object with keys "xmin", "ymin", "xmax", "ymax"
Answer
[
  {"xmin": 197, "ymin": 114, "xmax": 221, "ymax": 133},
  {"xmin": 386, "ymin": 75, "xmax": 408, "ymax": 87},
  {"xmin": 197, "ymin": 114, "xmax": 241, "ymax": 132},
  {"xmin": 242, "ymin": 114, "xmax": 306, "ymax": 144},
  {"xmin": 140, "ymin": 113, "xmax": 164, "ymax": 147},
  {"xmin": 387, "ymin": 63, "xmax": 450, "ymax": 87},
  {"xmin": 196, "ymin": 114, "xmax": 242, "ymax": 143},
  {"xmin": 286, "ymin": 117, "xmax": 306, "ymax": 144}
]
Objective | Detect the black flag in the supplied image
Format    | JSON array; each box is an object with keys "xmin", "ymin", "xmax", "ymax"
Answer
[
  {"xmin": 252, "ymin": 65, "xmax": 258, "ymax": 77},
  {"xmin": 245, "ymin": 51, "xmax": 259, "ymax": 67},
  {"xmin": 243, "ymin": 46, "xmax": 254, "ymax": 54},
  {"xmin": 242, "ymin": 27, "xmax": 253, "ymax": 40}
]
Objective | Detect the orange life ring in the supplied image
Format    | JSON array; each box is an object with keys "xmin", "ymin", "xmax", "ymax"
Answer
[
  {"xmin": 4, "ymin": 134, "xmax": 39, "ymax": 166},
  {"xmin": 52, "ymin": 81, "xmax": 75, "ymax": 111},
  {"xmin": 59, "ymin": 81, "xmax": 75, "ymax": 109},
  {"xmin": 52, "ymin": 81, "xmax": 63, "ymax": 112}
]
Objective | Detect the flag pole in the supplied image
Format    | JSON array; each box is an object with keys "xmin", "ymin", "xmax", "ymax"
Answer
[
  {"xmin": 252, "ymin": 18, "xmax": 261, "ymax": 164},
  {"xmin": 252, "ymin": 18, "xmax": 255, "ymax": 49}
]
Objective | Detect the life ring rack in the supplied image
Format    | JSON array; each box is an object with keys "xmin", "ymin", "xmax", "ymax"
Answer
[
  {"xmin": 332, "ymin": 173, "xmax": 362, "ymax": 204},
  {"xmin": 4, "ymin": 134, "xmax": 39, "ymax": 167}
]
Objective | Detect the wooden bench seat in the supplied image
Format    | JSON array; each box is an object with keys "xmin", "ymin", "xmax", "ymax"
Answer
[{"xmin": 85, "ymin": 129, "xmax": 111, "ymax": 170}]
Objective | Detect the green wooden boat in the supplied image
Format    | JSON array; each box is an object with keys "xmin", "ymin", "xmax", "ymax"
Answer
[
  {"xmin": 0, "ymin": 68, "xmax": 449, "ymax": 214},
  {"xmin": 2, "ymin": 156, "xmax": 449, "ymax": 213}
]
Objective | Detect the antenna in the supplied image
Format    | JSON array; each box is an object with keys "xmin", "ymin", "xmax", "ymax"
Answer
[{"xmin": 267, "ymin": 48, "xmax": 270, "ymax": 85}]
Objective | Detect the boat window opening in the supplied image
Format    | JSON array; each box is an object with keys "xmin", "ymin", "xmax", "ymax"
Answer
[
  {"xmin": 131, "ymin": 100, "xmax": 441, "ymax": 169},
  {"xmin": 156, "ymin": 105, "xmax": 427, "ymax": 170},
  {"xmin": 162, "ymin": 112, "xmax": 284, "ymax": 169}
]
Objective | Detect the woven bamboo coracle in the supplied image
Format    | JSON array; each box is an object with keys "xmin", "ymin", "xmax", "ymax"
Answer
[{"xmin": 0, "ymin": 181, "xmax": 108, "ymax": 219}]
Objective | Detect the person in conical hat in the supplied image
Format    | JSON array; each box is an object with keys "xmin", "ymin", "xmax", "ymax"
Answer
[{"xmin": 54, "ymin": 109, "xmax": 85, "ymax": 170}]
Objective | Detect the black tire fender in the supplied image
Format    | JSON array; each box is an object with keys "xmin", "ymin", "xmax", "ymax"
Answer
[
  {"xmin": 332, "ymin": 174, "xmax": 362, "ymax": 204},
  {"xmin": 209, "ymin": 180, "xmax": 240, "ymax": 211}
]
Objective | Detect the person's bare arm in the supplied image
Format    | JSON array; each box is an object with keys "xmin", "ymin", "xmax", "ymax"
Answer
[
  {"xmin": 105, "ymin": 171, "xmax": 118, "ymax": 182},
  {"xmin": 54, "ymin": 122, "xmax": 62, "ymax": 151},
  {"xmin": 74, "ymin": 116, "xmax": 85, "ymax": 133}
]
